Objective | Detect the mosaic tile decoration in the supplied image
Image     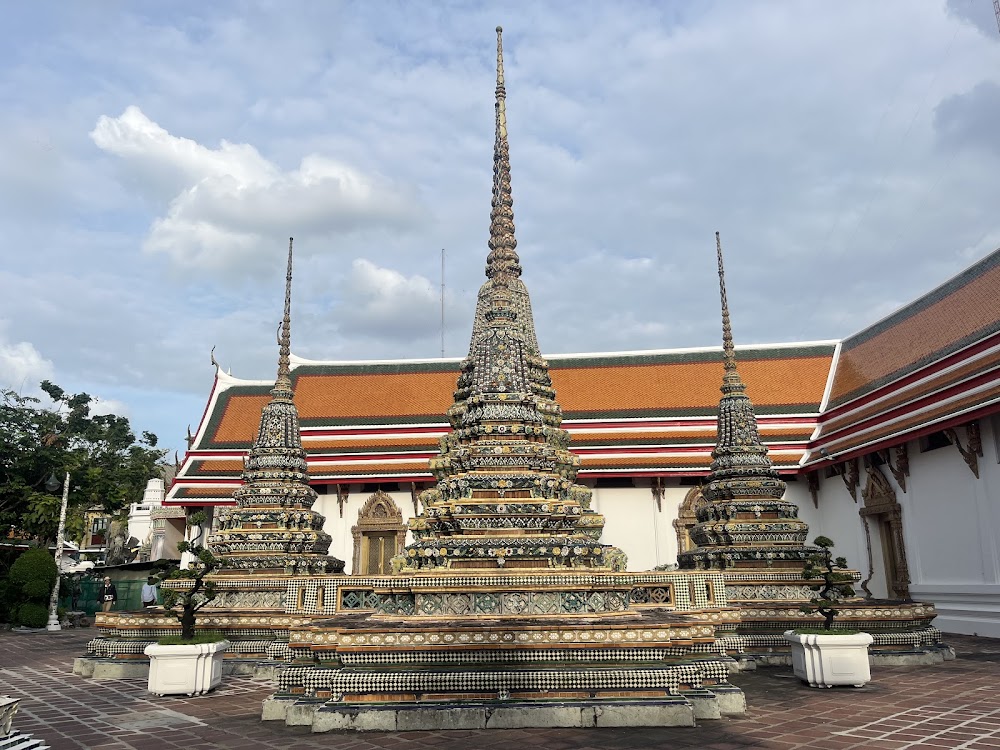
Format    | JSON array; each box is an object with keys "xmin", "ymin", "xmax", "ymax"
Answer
[
  {"xmin": 280, "ymin": 571, "xmax": 725, "ymax": 616},
  {"xmin": 278, "ymin": 662, "xmax": 731, "ymax": 697},
  {"xmin": 335, "ymin": 643, "xmax": 725, "ymax": 667},
  {"xmin": 206, "ymin": 240, "xmax": 344, "ymax": 576}
]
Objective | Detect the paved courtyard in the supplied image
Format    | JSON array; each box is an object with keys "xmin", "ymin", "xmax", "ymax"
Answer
[{"xmin": 1, "ymin": 629, "xmax": 999, "ymax": 749}]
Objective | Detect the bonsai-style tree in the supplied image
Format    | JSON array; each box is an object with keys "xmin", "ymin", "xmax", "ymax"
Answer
[
  {"xmin": 800, "ymin": 535, "xmax": 856, "ymax": 630},
  {"xmin": 160, "ymin": 511, "xmax": 221, "ymax": 641}
]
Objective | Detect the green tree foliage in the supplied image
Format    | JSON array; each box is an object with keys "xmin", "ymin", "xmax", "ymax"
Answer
[
  {"xmin": 800, "ymin": 535, "xmax": 856, "ymax": 630},
  {"xmin": 0, "ymin": 381, "xmax": 167, "ymax": 542},
  {"xmin": 7, "ymin": 547, "xmax": 57, "ymax": 626},
  {"xmin": 17, "ymin": 602, "xmax": 49, "ymax": 628}
]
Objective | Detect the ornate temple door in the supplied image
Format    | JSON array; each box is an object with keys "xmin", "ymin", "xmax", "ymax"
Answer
[
  {"xmin": 860, "ymin": 467, "xmax": 911, "ymax": 600},
  {"xmin": 878, "ymin": 518, "xmax": 901, "ymax": 597},
  {"xmin": 351, "ymin": 490, "xmax": 407, "ymax": 575},
  {"xmin": 364, "ymin": 531, "xmax": 396, "ymax": 575}
]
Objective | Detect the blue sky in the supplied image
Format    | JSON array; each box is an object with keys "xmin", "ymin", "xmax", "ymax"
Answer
[{"xmin": 2, "ymin": 0, "xmax": 999, "ymax": 458}]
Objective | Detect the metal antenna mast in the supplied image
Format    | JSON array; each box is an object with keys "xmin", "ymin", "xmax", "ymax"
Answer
[{"xmin": 995, "ymin": 0, "xmax": 1000, "ymax": 35}]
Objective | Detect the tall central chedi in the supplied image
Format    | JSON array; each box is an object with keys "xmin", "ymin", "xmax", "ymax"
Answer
[
  {"xmin": 398, "ymin": 27, "xmax": 619, "ymax": 574},
  {"xmin": 264, "ymin": 29, "xmax": 745, "ymax": 732}
]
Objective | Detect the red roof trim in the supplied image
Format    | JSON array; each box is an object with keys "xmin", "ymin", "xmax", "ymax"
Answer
[
  {"xmin": 807, "ymin": 400, "xmax": 1000, "ymax": 468},
  {"xmin": 821, "ymin": 329, "xmax": 1000, "ymax": 422},
  {"xmin": 817, "ymin": 367, "xmax": 1000, "ymax": 446}
]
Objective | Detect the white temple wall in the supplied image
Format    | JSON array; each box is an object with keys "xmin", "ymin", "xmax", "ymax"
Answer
[
  {"xmin": 318, "ymin": 488, "xmax": 417, "ymax": 575},
  {"xmin": 902, "ymin": 423, "xmax": 1000, "ymax": 637},
  {"xmin": 316, "ymin": 493, "xmax": 352, "ymax": 569},
  {"xmin": 800, "ymin": 476, "xmax": 878, "ymax": 595},
  {"xmin": 591, "ymin": 483, "xmax": 663, "ymax": 571},
  {"xmin": 656, "ymin": 485, "xmax": 688, "ymax": 567}
]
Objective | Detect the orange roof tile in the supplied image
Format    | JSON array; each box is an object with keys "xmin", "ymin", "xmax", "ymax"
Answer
[
  {"xmin": 829, "ymin": 250, "xmax": 1000, "ymax": 408},
  {"xmin": 196, "ymin": 345, "xmax": 835, "ymax": 450}
]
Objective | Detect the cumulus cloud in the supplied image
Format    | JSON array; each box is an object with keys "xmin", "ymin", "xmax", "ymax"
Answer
[
  {"xmin": 90, "ymin": 397, "xmax": 131, "ymax": 418},
  {"xmin": 4, "ymin": 1, "xmax": 1000, "ymax": 456},
  {"xmin": 338, "ymin": 259, "xmax": 443, "ymax": 340},
  {"xmin": 0, "ymin": 329, "xmax": 55, "ymax": 395},
  {"xmin": 90, "ymin": 106, "xmax": 423, "ymax": 271}
]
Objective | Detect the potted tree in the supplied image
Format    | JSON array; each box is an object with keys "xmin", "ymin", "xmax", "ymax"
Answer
[
  {"xmin": 784, "ymin": 535, "xmax": 873, "ymax": 688},
  {"xmin": 144, "ymin": 511, "xmax": 229, "ymax": 696}
]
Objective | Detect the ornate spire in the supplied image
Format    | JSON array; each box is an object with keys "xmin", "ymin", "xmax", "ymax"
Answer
[
  {"xmin": 677, "ymin": 233, "xmax": 807, "ymax": 572},
  {"xmin": 703, "ymin": 232, "xmax": 784, "ymax": 500},
  {"xmin": 717, "ymin": 232, "xmax": 739, "ymax": 380},
  {"xmin": 393, "ymin": 29, "xmax": 623, "ymax": 574},
  {"xmin": 274, "ymin": 237, "xmax": 294, "ymax": 396},
  {"xmin": 209, "ymin": 238, "xmax": 344, "ymax": 575},
  {"xmin": 486, "ymin": 26, "xmax": 522, "ymax": 282}
]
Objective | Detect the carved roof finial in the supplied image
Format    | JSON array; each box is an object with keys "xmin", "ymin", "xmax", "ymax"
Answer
[
  {"xmin": 716, "ymin": 232, "xmax": 737, "ymax": 374},
  {"xmin": 274, "ymin": 237, "xmax": 294, "ymax": 394},
  {"xmin": 486, "ymin": 25, "xmax": 521, "ymax": 282},
  {"xmin": 715, "ymin": 232, "xmax": 745, "ymax": 396}
]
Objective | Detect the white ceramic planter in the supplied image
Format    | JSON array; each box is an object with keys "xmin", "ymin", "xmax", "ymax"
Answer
[
  {"xmin": 784, "ymin": 630, "xmax": 873, "ymax": 688},
  {"xmin": 144, "ymin": 641, "xmax": 229, "ymax": 696}
]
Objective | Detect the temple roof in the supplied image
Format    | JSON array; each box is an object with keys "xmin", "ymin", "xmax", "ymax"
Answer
[
  {"xmin": 168, "ymin": 342, "xmax": 835, "ymax": 505},
  {"xmin": 809, "ymin": 248, "xmax": 1000, "ymax": 464},
  {"xmin": 167, "ymin": 248, "xmax": 1000, "ymax": 506}
]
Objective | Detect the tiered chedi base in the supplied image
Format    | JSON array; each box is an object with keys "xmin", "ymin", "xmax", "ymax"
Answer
[
  {"xmin": 719, "ymin": 571, "xmax": 948, "ymax": 665},
  {"xmin": 262, "ymin": 570, "xmax": 745, "ymax": 732},
  {"xmin": 677, "ymin": 500, "xmax": 947, "ymax": 664}
]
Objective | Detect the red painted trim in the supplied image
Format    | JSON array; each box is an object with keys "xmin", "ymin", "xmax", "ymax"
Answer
[
  {"xmin": 293, "ymin": 415, "xmax": 818, "ymax": 438},
  {"xmin": 301, "ymin": 425, "xmax": 449, "ymax": 437},
  {"xmin": 818, "ymin": 369, "xmax": 1000, "ymax": 446},
  {"xmin": 807, "ymin": 401, "xmax": 1000, "ymax": 468},
  {"xmin": 821, "ymin": 330, "xmax": 1000, "ymax": 421}
]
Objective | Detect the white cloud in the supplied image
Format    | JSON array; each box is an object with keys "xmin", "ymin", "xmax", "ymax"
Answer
[
  {"xmin": 339, "ymin": 259, "xmax": 442, "ymax": 340},
  {"xmin": 0, "ymin": 331, "xmax": 55, "ymax": 395},
  {"xmin": 90, "ymin": 106, "xmax": 423, "ymax": 272},
  {"xmin": 90, "ymin": 396, "xmax": 131, "ymax": 418}
]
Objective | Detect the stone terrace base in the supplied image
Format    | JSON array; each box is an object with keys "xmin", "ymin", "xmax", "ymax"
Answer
[
  {"xmin": 718, "ymin": 597, "xmax": 950, "ymax": 667},
  {"xmin": 269, "ymin": 600, "xmax": 746, "ymax": 732},
  {"xmin": 262, "ymin": 691, "xmax": 747, "ymax": 732}
]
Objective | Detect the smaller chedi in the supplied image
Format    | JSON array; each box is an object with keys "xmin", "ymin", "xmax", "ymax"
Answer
[
  {"xmin": 678, "ymin": 233, "xmax": 943, "ymax": 664},
  {"xmin": 208, "ymin": 239, "xmax": 344, "ymax": 576}
]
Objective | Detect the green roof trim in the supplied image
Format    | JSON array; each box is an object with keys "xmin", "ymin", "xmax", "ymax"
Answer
[
  {"xmin": 294, "ymin": 361, "xmax": 461, "ymax": 377},
  {"xmin": 547, "ymin": 344, "xmax": 835, "ymax": 369}
]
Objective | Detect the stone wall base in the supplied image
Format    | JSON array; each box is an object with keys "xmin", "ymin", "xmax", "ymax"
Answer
[
  {"xmin": 261, "ymin": 695, "xmax": 745, "ymax": 732},
  {"xmin": 72, "ymin": 656, "xmax": 277, "ymax": 680}
]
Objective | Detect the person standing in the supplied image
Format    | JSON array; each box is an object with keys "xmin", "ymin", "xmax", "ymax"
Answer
[
  {"xmin": 99, "ymin": 576, "xmax": 117, "ymax": 612},
  {"xmin": 141, "ymin": 576, "xmax": 159, "ymax": 608}
]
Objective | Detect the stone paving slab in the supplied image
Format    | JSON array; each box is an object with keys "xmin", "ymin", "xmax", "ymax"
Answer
[{"xmin": 0, "ymin": 629, "xmax": 997, "ymax": 749}]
